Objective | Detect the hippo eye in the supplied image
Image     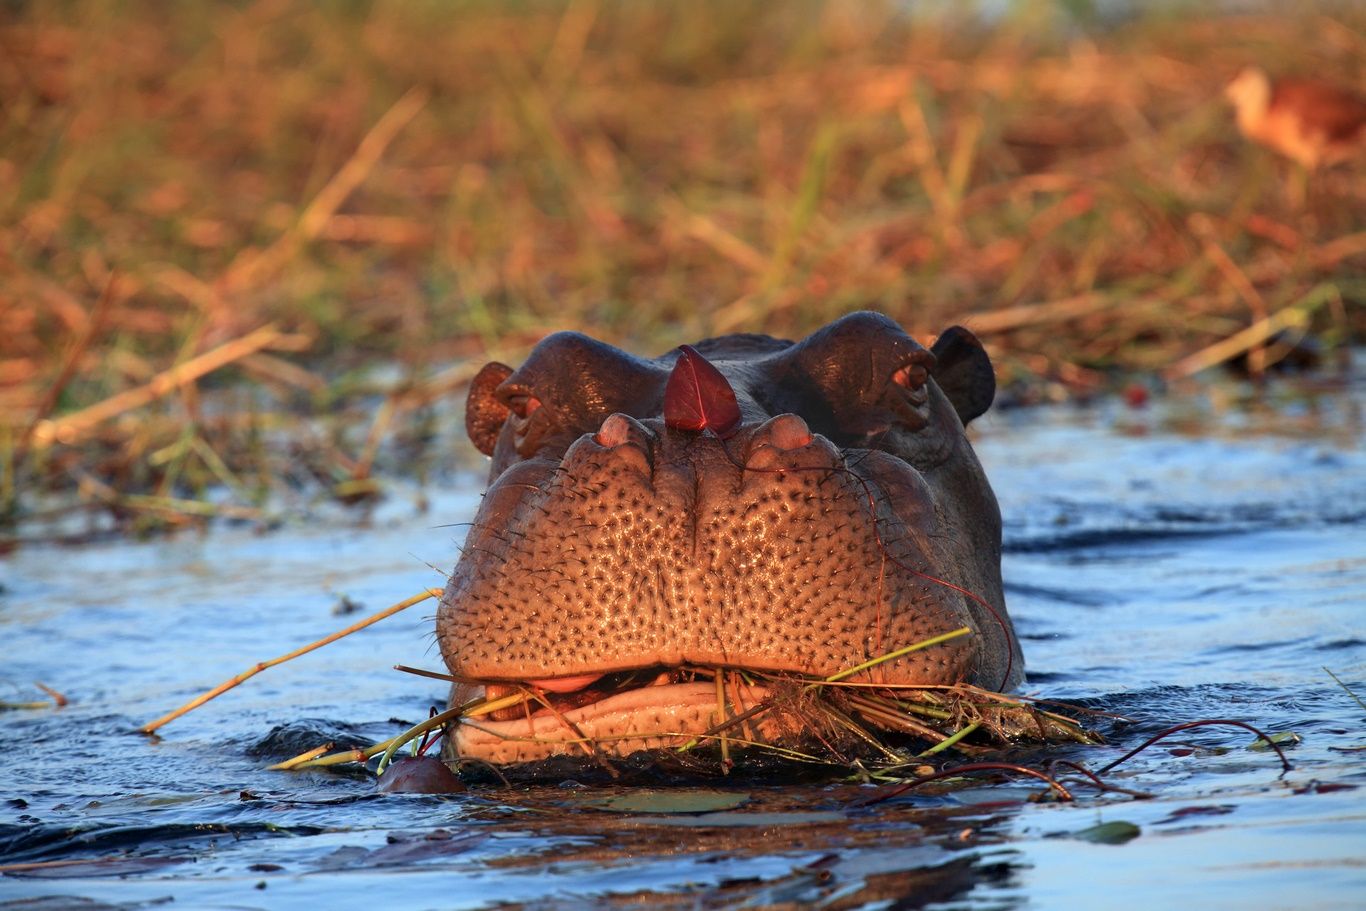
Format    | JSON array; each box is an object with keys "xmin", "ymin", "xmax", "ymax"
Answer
[
  {"xmin": 893, "ymin": 363, "xmax": 929, "ymax": 392},
  {"xmin": 495, "ymin": 385, "xmax": 550, "ymax": 455},
  {"xmin": 506, "ymin": 393, "xmax": 541, "ymax": 420},
  {"xmin": 873, "ymin": 357, "xmax": 933, "ymax": 437},
  {"xmin": 497, "ymin": 383, "xmax": 542, "ymax": 419},
  {"xmin": 890, "ymin": 359, "xmax": 930, "ymax": 409}
]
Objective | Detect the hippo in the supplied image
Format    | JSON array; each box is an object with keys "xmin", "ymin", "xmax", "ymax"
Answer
[{"xmin": 437, "ymin": 311, "xmax": 1021, "ymax": 768}]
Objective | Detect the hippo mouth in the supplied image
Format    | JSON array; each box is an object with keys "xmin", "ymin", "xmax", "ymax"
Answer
[
  {"xmin": 453, "ymin": 667, "xmax": 797, "ymax": 766},
  {"xmin": 439, "ymin": 313, "xmax": 1022, "ymax": 770}
]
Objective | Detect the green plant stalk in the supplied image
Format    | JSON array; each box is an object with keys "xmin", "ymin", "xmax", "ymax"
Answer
[
  {"xmin": 917, "ymin": 721, "xmax": 981, "ymax": 757},
  {"xmin": 823, "ymin": 627, "xmax": 972, "ymax": 683}
]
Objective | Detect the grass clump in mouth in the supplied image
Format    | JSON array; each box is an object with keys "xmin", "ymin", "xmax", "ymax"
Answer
[{"xmin": 268, "ymin": 628, "xmax": 1104, "ymax": 781}]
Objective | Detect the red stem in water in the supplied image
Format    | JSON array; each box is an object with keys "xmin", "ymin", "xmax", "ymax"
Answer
[
  {"xmin": 1095, "ymin": 718, "xmax": 1293, "ymax": 775},
  {"xmin": 857, "ymin": 761, "xmax": 1074, "ymax": 804}
]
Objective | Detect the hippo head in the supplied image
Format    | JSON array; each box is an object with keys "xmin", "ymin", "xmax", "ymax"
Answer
[{"xmin": 437, "ymin": 311, "xmax": 1021, "ymax": 768}]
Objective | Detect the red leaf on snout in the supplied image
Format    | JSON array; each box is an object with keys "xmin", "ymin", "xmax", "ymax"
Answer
[{"xmin": 663, "ymin": 344, "xmax": 742, "ymax": 438}]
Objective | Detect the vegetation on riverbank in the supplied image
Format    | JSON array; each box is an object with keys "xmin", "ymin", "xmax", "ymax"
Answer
[{"xmin": 2, "ymin": 1, "xmax": 1363, "ymax": 542}]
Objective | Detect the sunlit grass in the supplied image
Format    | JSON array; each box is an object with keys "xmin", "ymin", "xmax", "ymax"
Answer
[{"xmin": 1, "ymin": 1, "xmax": 1362, "ymax": 535}]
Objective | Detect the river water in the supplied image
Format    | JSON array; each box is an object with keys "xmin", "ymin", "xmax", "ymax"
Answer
[{"xmin": 2, "ymin": 375, "xmax": 1364, "ymax": 910}]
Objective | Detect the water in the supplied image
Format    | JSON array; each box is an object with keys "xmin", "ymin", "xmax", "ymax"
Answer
[{"xmin": 2, "ymin": 380, "xmax": 1364, "ymax": 910}]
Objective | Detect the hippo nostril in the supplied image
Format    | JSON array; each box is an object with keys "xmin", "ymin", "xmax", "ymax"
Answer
[
  {"xmin": 745, "ymin": 414, "xmax": 816, "ymax": 470},
  {"xmin": 582, "ymin": 413, "xmax": 653, "ymax": 477},
  {"xmin": 595, "ymin": 413, "xmax": 632, "ymax": 448},
  {"xmin": 764, "ymin": 414, "xmax": 813, "ymax": 450}
]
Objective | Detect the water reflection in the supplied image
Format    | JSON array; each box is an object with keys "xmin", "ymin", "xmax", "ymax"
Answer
[{"xmin": 2, "ymin": 378, "xmax": 1364, "ymax": 908}]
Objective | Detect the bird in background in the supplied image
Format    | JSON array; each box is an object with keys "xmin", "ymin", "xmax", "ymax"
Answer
[{"xmin": 1224, "ymin": 66, "xmax": 1366, "ymax": 206}]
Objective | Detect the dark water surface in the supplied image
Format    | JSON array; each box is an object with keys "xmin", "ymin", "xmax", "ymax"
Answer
[{"xmin": 3, "ymin": 381, "xmax": 1364, "ymax": 910}]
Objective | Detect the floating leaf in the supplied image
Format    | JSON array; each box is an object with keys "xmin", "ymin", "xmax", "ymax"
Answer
[
  {"xmin": 1248, "ymin": 731, "xmax": 1301, "ymax": 751},
  {"xmin": 663, "ymin": 345, "xmax": 741, "ymax": 438},
  {"xmin": 645, "ymin": 810, "xmax": 843, "ymax": 828},
  {"xmin": 1071, "ymin": 820, "xmax": 1141, "ymax": 845},
  {"xmin": 587, "ymin": 788, "xmax": 750, "ymax": 814}
]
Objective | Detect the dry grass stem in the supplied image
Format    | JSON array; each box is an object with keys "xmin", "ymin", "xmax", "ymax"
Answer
[
  {"xmin": 139, "ymin": 587, "xmax": 441, "ymax": 734},
  {"xmin": 220, "ymin": 86, "xmax": 431, "ymax": 293},
  {"xmin": 1165, "ymin": 300, "xmax": 1317, "ymax": 380},
  {"xmin": 3, "ymin": 4, "xmax": 1361, "ymax": 537},
  {"xmin": 30, "ymin": 325, "xmax": 289, "ymax": 449}
]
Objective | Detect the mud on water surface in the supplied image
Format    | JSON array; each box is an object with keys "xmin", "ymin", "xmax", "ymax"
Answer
[{"xmin": 1, "ymin": 372, "xmax": 1364, "ymax": 910}]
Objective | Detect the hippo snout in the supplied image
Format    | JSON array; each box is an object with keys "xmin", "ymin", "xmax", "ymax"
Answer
[{"xmin": 438, "ymin": 311, "xmax": 1022, "ymax": 766}]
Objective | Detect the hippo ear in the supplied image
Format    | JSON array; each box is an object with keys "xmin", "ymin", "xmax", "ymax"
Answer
[
  {"xmin": 930, "ymin": 326, "xmax": 995, "ymax": 426},
  {"xmin": 465, "ymin": 362, "xmax": 514, "ymax": 455}
]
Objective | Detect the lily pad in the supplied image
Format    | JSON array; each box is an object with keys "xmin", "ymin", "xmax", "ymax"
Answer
[
  {"xmin": 1071, "ymin": 820, "xmax": 1141, "ymax": 845},
  {"xmin": 586, "ymin": 789, "xmax": 751, "ymax": 814}
]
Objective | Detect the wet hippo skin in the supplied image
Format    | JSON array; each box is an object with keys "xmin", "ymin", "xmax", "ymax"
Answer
[{"xmin": 438, "ymin": 311, "xmax": 1022, "ymax": 766}]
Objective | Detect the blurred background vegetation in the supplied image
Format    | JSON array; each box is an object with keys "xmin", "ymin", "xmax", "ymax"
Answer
[{"xmin": 0, "ymin": 0, "xmax": 1362, "ymax": 541}]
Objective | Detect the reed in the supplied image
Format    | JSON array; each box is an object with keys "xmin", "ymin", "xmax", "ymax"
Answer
[
  {"xmin": 139, "ymin": 587, "xmax": 442, "ymax": 734},
  {"xmin": 2, "ymin": 2, "xmax": 1362, "ymax": 540}
]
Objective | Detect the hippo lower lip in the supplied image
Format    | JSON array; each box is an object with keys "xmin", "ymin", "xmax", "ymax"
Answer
[
  {"xmin": 440, "ymin": 312, "xmax": 1023, "ymax": 770},
  {"xmin": 455, "ymin": 679, "xmax": 787, "ymax": 766}
]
